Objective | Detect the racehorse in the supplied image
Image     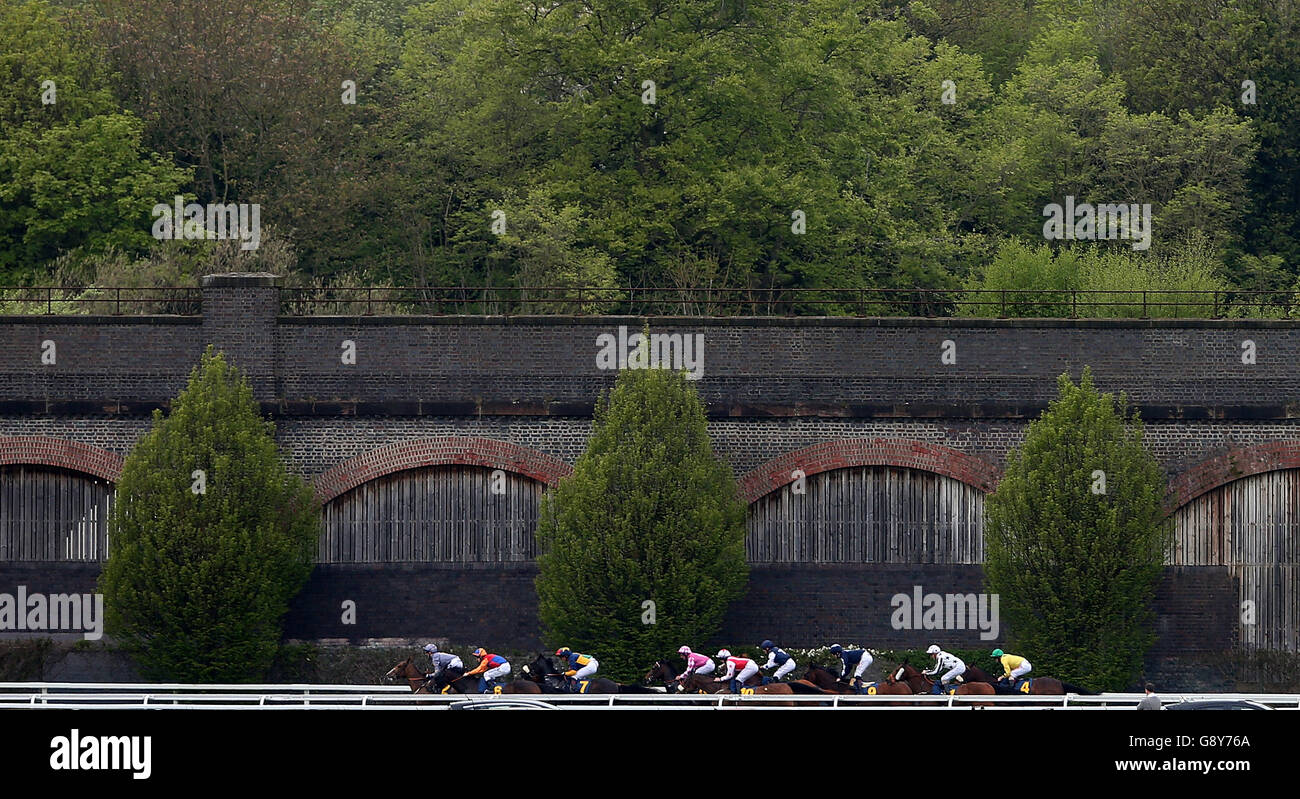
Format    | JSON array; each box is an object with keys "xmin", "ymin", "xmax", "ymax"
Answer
[
  {"xmin": 676, "ymin": 671, "xmax": 827, "ymax": 699},
  {"xmin": 889, "ymin": 663, "xmax": 996, "ymax": 706},
  {"xmin": 963, "ymin": 664, "xmax": 1096, "ymax": 696},
  {"xmin": 387, "ymin": 655, "xmax": 541, "ymax": 694},
  {"xmin": 655, "ymin": 659, "xmax": 827, "ymax": 697},
  {"xmin": 801, "ymin": 663, "xmax": 911, "ymax": 698},
  {"xmin": 385, "ymin": 656, "xmax": 442, "ymax": 693},
  {"xmin": 644, "ymin": 658, "xmax": 687, "ymax": 689},
  {"xmin": 675, "ymin": 672, "xmax": 797, "ymax": 706},
  {"xmin": 524, "ymin": 655, "xmax": 662, "ymax": 694}
]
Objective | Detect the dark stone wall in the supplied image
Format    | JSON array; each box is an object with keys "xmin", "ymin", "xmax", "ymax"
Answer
[
  {"xmin": 2, "ymin": 273, "xmax": 1300, "ymax": 418},
  {"xmin": 0, "ymin": 562, "xmax": 1232, "ymax": 689},
  {"xmin": 281, "ymin": 563, "xmax": 541, "ymax": 647},
  {"xmin": 0, "ymin": 276, "xmax": 1278, "ymax": 687}
]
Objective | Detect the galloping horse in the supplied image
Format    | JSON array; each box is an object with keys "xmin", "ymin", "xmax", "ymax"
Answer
[
  {"xmin": 675, "ymin": 672, "xmax": 799, "ymax": 706},
  {"xmin": 387, "ymin": 655, "xmax": 541, "ymax": 694},
  {"xmin": 385, "ymin": 657, "xmax": 442, "ymax": 693},
  {"xmin": 523, "ymin": 655, "xmax": 662, "ymax": 694},
  {"xmin": 658, "ymin": 660, "xmax": 827, "ymax": 697},
  {"xmin": 676, "ymin": 671, "xmax": 827, "ymax": 701},
  {"xmin": 644, "ymin": 658, "xmax": 687, "ymax": 689},
  {"xmin": 962, "ymin": 664, "xmax": 1096, "ymax": 696},
  {"xmin": 889, "ymin": 663, "xmax": 996, "ymax": 706},
  {"xmin": 801, "ymin": 663, "xmax": 911, "ymax": 698}
]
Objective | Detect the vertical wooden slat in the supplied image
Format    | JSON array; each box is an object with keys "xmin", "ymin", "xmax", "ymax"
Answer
[
  {"xmin": 1174, "ymin": 468, "xmax": 1300, "ymax": 653},
  {"xmin": 0, "ymin": 466, "xmax": 112, "ymax": 563},
  {"xmin": 319, "ymin": 465, "xmax": 542, "ymax": 564},
  {"xmin": 746, "ymin": 465, "xmax": 985, "ymax": 565}
]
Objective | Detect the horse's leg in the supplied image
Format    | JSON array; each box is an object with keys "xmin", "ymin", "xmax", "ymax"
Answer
[{"xmin": 957, "ymin": 684, "xmax": 993, "ymax": 708}]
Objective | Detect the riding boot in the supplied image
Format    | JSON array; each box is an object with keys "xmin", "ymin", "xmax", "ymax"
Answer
[{"xmin": 477, "ymin": 677, "xmax": 488, "ymax": 693}]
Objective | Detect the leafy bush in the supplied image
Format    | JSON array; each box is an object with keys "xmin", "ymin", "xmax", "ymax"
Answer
[{"xmin": 961, "ymin": 236, "xmax": 1232, "ymax": 318}]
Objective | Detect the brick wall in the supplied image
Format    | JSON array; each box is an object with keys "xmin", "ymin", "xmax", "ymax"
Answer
[
  {"xmin": 0, "ymin": 561, "xmax": 1226, "ymax": 688},
  {"xmin": 0, "ymin": 275, "xmax": 1285, "ymax": 686},
  {"xmin": 2, "ymin": 273, "xmax": 1300, "ymax": 417}
]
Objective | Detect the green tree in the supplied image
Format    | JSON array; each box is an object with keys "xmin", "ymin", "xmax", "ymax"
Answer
[
  {"xmin": 535, "ymin": 346, "xmax": 748, "ymax": 681},
  {"xmin": 0, "ymin": 0, "xmax": 191, "ymax": 281},
  {"xmin": 983, "ymin": 368, "xmax": 1169, "ymax": 690},
  {"xmin": 99, "ymin": 348, "xmax": 319, "ymax": 682}
]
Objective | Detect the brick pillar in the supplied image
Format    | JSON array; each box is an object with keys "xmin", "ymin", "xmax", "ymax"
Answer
[{"xmin": 200, "ymin": 273, "xmax": 280, "ymax": 402}]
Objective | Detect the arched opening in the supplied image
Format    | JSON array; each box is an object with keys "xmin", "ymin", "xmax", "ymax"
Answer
[
  {"xmin": 1171, "ymin": 468, "xmax": 1300, "ymax": 652},
  {"xmin": 747, "ymin": 465, "xmax": 985, "ymax": 564},
  {"xmin": 0, "ymin": 465, "xmax": 114, "ymax": 561},
  {"xmin": 319, "ymin": 465, "xmax": 543, "ymax": 563}
]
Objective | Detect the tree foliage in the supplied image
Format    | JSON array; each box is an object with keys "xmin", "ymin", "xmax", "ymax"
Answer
[
  {"xmin": 0, "ymin": 0, "xmax": 190, "ymax": 281},
  {"xmin": 983, "ymin": 368, "xmax": 1169, "ymax": 690},
  {"xmin": 0, "ymin": 0, "xmax": 1292, "ymax": 306},
  {"xmin": 99, "ymin": 348, "xmax": 319, "ymax": 682}
]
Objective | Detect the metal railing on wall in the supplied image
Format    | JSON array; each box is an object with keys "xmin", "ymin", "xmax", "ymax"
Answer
[
  {"xmin": 1, "ymin": 285, "xmax": 1297, "ymax": 319},
  {"xmin": 0, "ymin": 287, "xmax": 202, "ymax": 316},
  {"xmin": 276, "ymin": 286, "xmax": 1299, "ymax": 319}
]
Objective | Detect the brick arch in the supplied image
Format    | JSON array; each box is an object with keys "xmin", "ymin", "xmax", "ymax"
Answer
[
  {"xmin": 1167, "ymin": 441, "xmax": 1300, "ymax": 511},
  {"xmin": 313, "ymin": 436, "xmax": 573, "ymax": 504},
  {"xmin": 0, "ymin": 436, "xmax": 123, "ymax": 482},
  {"xmin": 738, "ymin": 439, "xmax": 1000, "ymax": 503}
]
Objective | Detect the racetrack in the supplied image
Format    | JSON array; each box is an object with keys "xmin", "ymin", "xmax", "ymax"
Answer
[{"xmin": 3, "ymin": 683, "xmax": 1296, "ymax": 709}]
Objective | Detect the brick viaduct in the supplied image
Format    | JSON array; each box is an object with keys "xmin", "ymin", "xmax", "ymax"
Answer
[{"xmin": 3, "ymin": 273, "xmax": 1299, "ymax": 687}]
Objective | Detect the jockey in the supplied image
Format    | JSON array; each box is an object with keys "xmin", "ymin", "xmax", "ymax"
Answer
[
  {"xmin": 992, "ymin": 648, "xmax": 1032, "ymax": 684},
  {"xmin": 829, "ymin": 643, "xmax": 873, "ymax": 687},
  {"xmin": 922, "ymin": 644, "xmax": 967, "ymax": 693},
  {"xmin": 464, "ymin": 647, "xmax": 511, "ymax": 692},
  {"xmin": 422, "ymin": 643, "xmax": 464, "ymax": 688},
  {"xmin": 555, "ymin": 647, "xmax": 599, "ymax": 691},
  {"xmin": 713, "ymin": 649, "xmax": 760, "ymax": 693},
  {"xmin": 677, "ymin": 645, "xmax": 715, "ymax": 680},
  {"xmin": 759, "ymin": 639, "xmax": 797, "ymax": 682}
]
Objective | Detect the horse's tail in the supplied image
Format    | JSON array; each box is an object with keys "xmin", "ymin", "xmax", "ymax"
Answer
[{"xmin": 1060, "ymin": 681, "xmax": 1097, "ymax": 695}]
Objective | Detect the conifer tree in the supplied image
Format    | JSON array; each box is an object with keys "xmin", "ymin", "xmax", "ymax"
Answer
[
  {"xmin": 984, "ymin": 368, "xmax": 1169, "ymax": 690},
  {"xmin": 99, "ymin": 347, "xmax": 319, "ymax": 681},
  {"xmin": 535, "ymin": 350, "xmax": 748, "ymax": 680}
]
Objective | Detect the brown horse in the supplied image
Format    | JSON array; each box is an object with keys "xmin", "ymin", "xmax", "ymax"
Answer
[
  {"xmin": 385, "ymin": 657, "xmax": 438, "ymax": 693},
  {"xmin": 676, "ymin": 672, "xmax": 823, "ymax": 705},
  {"xmin": 802, "ymin": 663, "xmax": 912, "ymax": 699},
  {"xmin": 650, "ymin": 659, "xmax": 825, "ymax": 696},
  {"xmin": 963, "ymin": 664, "xmax": 1094, "ymax": 696},
  {"xmin": 890, "ymin": 663, "xmax": 995, "ymax": 707},
  {"xmin": 644, "ymin": 658, "xmax": 687, "ymax": 689}
]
